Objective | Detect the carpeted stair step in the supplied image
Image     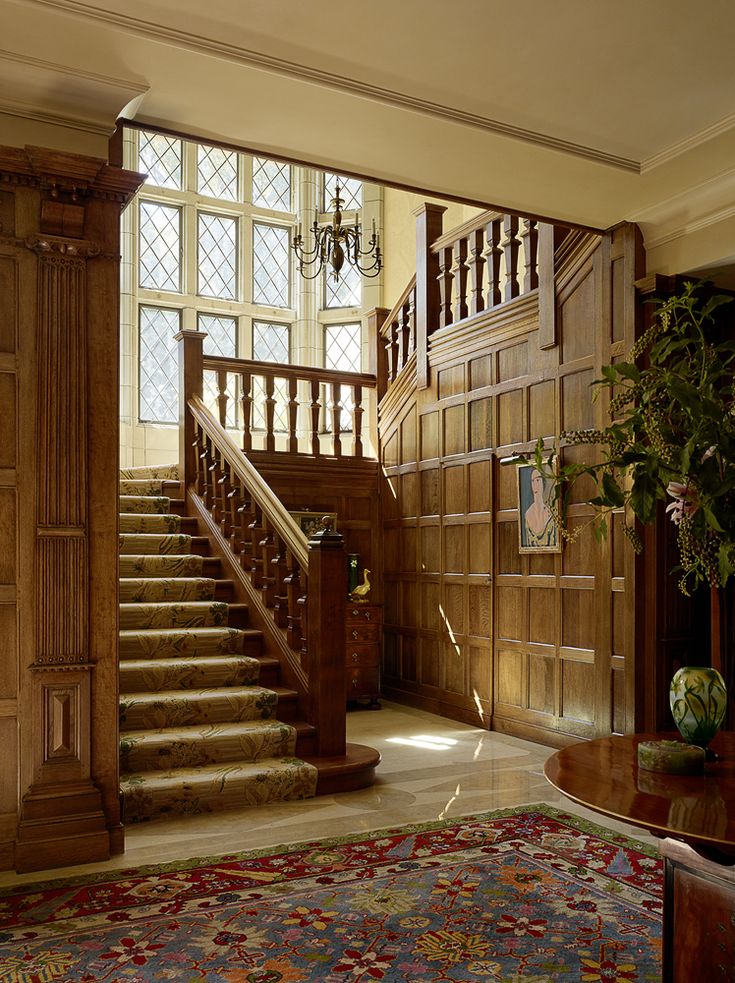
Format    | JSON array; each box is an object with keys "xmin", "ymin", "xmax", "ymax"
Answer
[
  {"xmin": 120, "ymin": 756, "xmax": 318, "ymax": 822},
  {"xmin": 119, "ymin": 600, "xmax": 230, "ymax": 630},
  {"xmin": 119, "ymin": 577, "xmax": 217, "ymax": 603},
  {"xmin": 120, "ymin": 533, "xmax": 193, "ymax": 555},
  {"xmin": 119, "ymin": 495, "xmax": 172, "ymax": 514},
  {"xmin": 119, "ymin": 512, "xmax": 182, "ymax": 534},
  {"xmin": 119, "ymin": 685, "xmax": 280, "ymax": 730},
  {"xmin": 119, "ymin": 554, "xmax": 205, "ymax": 578},
  {"xmin": 119, "ymin": 478, "xmax": 165, "ymax": 496},
  {"xmin": 120, "ymin": 719, "xmax": 300, "ymax": 772},
  {"xmin": 120, "ymin": 464, "xmax": 180, "ymax": 480},
  {"xmin": 119, "ymin": 626, "xmax": 263, "ymax": 660},
  {"xmin": 119, "ymin": 653, "xmax": 262, "ymax": 692}
]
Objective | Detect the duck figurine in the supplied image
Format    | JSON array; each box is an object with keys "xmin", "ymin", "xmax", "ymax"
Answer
[{"xmin": 350, "ymin": 568, "xmax": 371, "ymax": 602}]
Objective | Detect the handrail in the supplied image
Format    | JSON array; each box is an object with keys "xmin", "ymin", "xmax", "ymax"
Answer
[
  {"xmin": 430, "ymin": 209, "xmax": 501, "ymax": 253},
  {"xmin": 379, "ymin": 275, "xmax": 416, "ymax": 340},
  {"xmin": 189, "ymin": 394, "xmax": 308, "ymax": 568},
  {"xmin": 202, "ymin": 355, "xmax": 376, "ymax": 391}
]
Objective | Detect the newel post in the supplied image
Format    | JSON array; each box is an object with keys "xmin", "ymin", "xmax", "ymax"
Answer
[
  {"xmin": 414, "ymin": 203, "xmax": 446, "ymax": 390},
  {"xmin": 176, "ymin": 328, "xmax": 206, "ymax": 492},
  {"xmin": 307, "ymin": 520, "xmax": 347, "ymax": 756}
]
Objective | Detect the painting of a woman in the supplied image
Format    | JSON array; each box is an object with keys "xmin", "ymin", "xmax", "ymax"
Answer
[{"xmin": 517, "ymin": 463, "xmax": 561, "ymax": 553}]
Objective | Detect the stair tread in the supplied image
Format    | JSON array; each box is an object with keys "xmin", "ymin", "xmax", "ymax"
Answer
[
  {"xmin": 120, "ymin": 654, "xmax": 261, "ymax": 671},
  {"xmin": 120, "ymin": 755, "xmax": 316, "ymax": 785},
  {"xmin": 121, "ymin": 719, "xmax": 299, "ymax": 742},
  {"xmin": 120, "ymin": 685, "xmax": 293, "ymax": 702},
  {"xmin": 119, "ymin": 600, "xmax": 228, "ymax": 610},
  {"xmin": 119, "ymin": 626, "xmax": 261, "ymax": 638}
]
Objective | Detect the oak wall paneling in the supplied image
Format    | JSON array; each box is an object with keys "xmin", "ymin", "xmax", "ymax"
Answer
[{"xmin": 379, "ymin": 224, "xmax": 647, "ymax": 745}]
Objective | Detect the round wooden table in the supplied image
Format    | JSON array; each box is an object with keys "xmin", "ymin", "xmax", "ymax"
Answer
[{"xmin": 544, "ymin": 732, "xmax": 735, "ymax": 982}]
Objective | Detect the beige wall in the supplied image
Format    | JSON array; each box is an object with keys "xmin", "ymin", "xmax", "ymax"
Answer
[{"xmin": 382, "ymin": 189, "xmax": 482, "ymax": 307}]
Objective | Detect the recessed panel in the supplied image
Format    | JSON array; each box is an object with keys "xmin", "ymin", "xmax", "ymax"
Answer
[
  {"xmin": 443, "ymin": 584, "xmax": 465, "ymax": 635},
  {"xmin": 0, "ymin": 256, "xmax": 17, "ymax": 353},
  {"xmin": 612, "ymin": 592, "xmax": 626, "ymax": 657},
  {"xmin": 469, "ymin": 645, "xmax": 492, "ymax": 705},
  {"xmin": 0, "ymin": 718, "xmax": 16, "ymax": 813},
  {"xmin": 403, "ymin": 581, "xmax": 417, "ymax": 628},
  {"xmin": 496, "ymin": 521, "xmax": 521, "ymax": 575},
  {"xmin": 468, "ymin": 585, "xmax": 491, "ymax": 638},
  {"xmin": 400, "ymin": 471, "xmax": 418, "ymax": 517},
  {"xmin": 401, "ymin": 407, "xmax": 417, "ymax": 464},
  {"xmin": 469, "ymin": 353, "xmax": 492, "ymax": 390},
  {"xmin": 561, "ymin": 369, "xmax": 595, "ymax": 432},
  {"xmin": 468, "ymin": 460, "xmax": 491, "ymax": 513},
  {"xmin": 420, "ymin": 411, "xmax": 439, "ymax": 460},
  {"xmin": 443, "ymin": 404, "xmax": 465, "ymax": 456},
  {"xmin": 402, "ymin": 528, "xmax": 417, "ymax": 572},
  {"xmin": 561, "ymin": 589, "xmax": 596, "ymax": 649},
  {"xmin": 384, "ymin": 581, "xmax": 400, "ymax": 625},
  {"xmin": 438, "ymin": 364, "xmax": 465, "ymax": 398},
  {"xmin": 444, "ymin": 525, "xmax": 465, "ymax": 573},
  {"xmin": 497, "ymin": 342, "xmax": 528, "ymax": 382},
  {"xmin": 497, "ymin": 389, "xmax": 524, "ymax": 446},
  {"xmin": 403, "ymin": 635, "xmax": 417, "ymax": 682},
  {"xmin": 560, "ymin": 659, "xmax": 595, "ymax": 722},
  {"xmin": 529, "ymin": 587, "xmax": 556, "ymax": 644},
  {"xmin": 383, "ymin": 528, "xmax": 400, "ymax": 571},
  {"xmin": 420, "ymin": 582, "xmax": 441, "ymax": 631},
  {"xmin": 0, "ymin": 375, "xmax": 16, "ymax": 468},
  {"xmin": 496, "ymin": 647, "xmax": 524, "ymax": 706},
  {"xmin": 0, "ymin": 605, "xmax": 16, "ymax": 699},
  {"xmin": 420, "ymin": 526, "xmax": 440, "ymax": 574},
  {"xmin": 469, "ymin": 397, "xmax": 492, "ymax": 451},
  {"xmin": 561, "ymin": 518, "xmax": 596, "ymax": 576},
  {"xmin": 529, "ymin": 379, "xmax": 555, "ymax": 443},
  {"xmin": 444, "ymin": 641, "xmax": 466, "ymax": 695},
  {"xmin": 559, "ymin": 271, "xmax": 595, "ymax": 363},
  {"xmin": 0, "ymin": 489, "xmax": 15, "ymax": 584},
  {"xmin": 421, "ymin": 468, "xmax": 440, "ymax": 516},
  {"xmin": 420, "ymin": 636, "xmax": 439, "ymax": 687},
  {"xmin": 444, "ymin": 465, "xmax": 465, "ymax": 514},
  {"xmin": 468, "ymin": 523, "xmax": 491, "ymax": 574},
  {"xmin": 383, "ymin": 430, "xmax": 398, "ymax": 468},
  {"xmin": 528, "ymin": 655, "xmax": 555, "ymax": 714},
  {"xmin": 495, "ymin": 586, "xmax": 523, "ymax": 640}
]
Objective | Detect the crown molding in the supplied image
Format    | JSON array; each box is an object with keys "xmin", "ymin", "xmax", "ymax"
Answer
[
  {"xmin": 632, "ymin": 166, "xmax": 735, "ymax": 250},
  {"xmin": 26, "ymin": 0, "xmax": 639, "ymax": 173},
  {"xmin": 641, "ymin": 110, "xmax": 735, "ymax": 173}
]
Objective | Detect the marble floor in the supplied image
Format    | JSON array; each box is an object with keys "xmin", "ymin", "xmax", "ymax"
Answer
[{"xmin": 0, "ymin": 701, "xmax": 655, "ymax": 888}]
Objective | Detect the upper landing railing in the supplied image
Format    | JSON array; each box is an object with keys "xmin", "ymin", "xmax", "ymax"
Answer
[{"xmin": 375, "ymin": 205, "xmax": 552, "ymax": 393}]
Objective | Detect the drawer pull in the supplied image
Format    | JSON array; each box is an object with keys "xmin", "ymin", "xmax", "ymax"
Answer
[
  {"xmin": 352, "ymin": 652, "xmax": 359, "ymax": 662},
  {"xmin": 352, "ymin": 629, "xmax": 359, "ymax": 639},
  {"xmin": 352, "ymin": 678, "xmax": 359, "ymax": 688}
]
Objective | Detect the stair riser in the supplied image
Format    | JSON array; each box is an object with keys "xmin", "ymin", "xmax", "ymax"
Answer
[
  {"xmin": 119, "ymin": 579, "xmax": 216, "ymax": 603},
  {"xmin": 119, "ymin": 555, "xmax": 205, "ymax": 578},
  {"xmin": 119, "ymin": 631, "xmax": 263, "ymax": 661},
  {"xmin": 120, "ymin": 660, "xmax": 261, "ymax": 693},
  {"xmin": 119, "ymin": 496, "xmax": 172, "ymax": 514},
  {"xmin": 119, "ymin": 602, "xmax": 229, "ymax": 630},
  {"xmin": 121, "ymin": 762, "xmax": 317, "ymax": 823},
  {"xmin": 120, "ymin": 514, "xmax": 182, "ymax": 535},
  {"xmin": 121, "ymin": 724, "xmax": 297, "ymax": 773},
  {"xmin": 119, "ymin": 692, "xmax": 278, "ymax": 730},
  {"xmin": 120, "ymin": 534, "xmax": 193, "ymax": 556}
]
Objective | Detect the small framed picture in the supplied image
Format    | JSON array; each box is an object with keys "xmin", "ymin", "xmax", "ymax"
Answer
[
  {"xmin": 289, "ymin": 511, "xmax": 337, "ymax": 539},
  {"xmin": 517, "ymin": 462, "xmax": 562, "ymax": 553}
]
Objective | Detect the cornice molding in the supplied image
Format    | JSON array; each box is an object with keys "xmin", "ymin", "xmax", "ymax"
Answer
[
  {"xmin": 641, "ymin": 110, "xmax": 735, "ymax": 174},
  {"xmin": 27, "ymin": 0, "xmax": 639, "ymax": 173},
  {"xmin": 633, "ymin": 166, "xmax": 735, "ymax": 251}
]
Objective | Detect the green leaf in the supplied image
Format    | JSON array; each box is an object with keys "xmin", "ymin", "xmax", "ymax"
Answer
[
  {"xmin": 601, "ymin": 473, "xmax": 625, "ymax": 507},
  {"xmin": 629, "ymin": 473, "xmax": 658, "ymax": 524}
]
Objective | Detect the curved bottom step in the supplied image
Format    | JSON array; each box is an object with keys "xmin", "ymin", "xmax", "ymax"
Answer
[
  {"xmin": 305, "ymin": 743, "xmax": 382, "ymax": 795},
  {"xmin": 121, "ymin": 755, "xmax": 318, "ymax": 822}
]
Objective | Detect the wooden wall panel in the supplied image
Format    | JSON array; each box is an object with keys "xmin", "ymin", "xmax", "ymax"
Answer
[{"xmin": 380, "ymin": 224, "xmax": 645, "ymax": 741}]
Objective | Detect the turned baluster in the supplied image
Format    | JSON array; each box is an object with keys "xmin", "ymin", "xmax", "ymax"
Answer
[
  {"xmin": 216, "ymin": 369, "xmax": 228, "ymax": 428},
  {"xmin": 284, "ymin": 554, "xmax": 303, "ymax": 652},
  {"xmin": 272, "ymin": 535, "xmax": 289, "ymax": 628},
  {"xmin": 199, "ymin": 435, "xmax": 212, "ymax": 507},
  {"xmin": 298, "ymin": 592, "xmax": 308, "ymax": 669},
  {"xmin": 520, "ymin": 218, "xmax": 539, "ymax": 292},
  {"xmin": 193, "ymin": 426, "xmax": 205, "ymax": 496},
  {"xmin": 263, "ymin": 373, "xmax": 276, "ymax": 452},
  {"xmin": 385, "ymin": 321, "xmax": 399, "ymax": 382},
  {"xmin": 407, "ymin": 290, "xmax": 416, "ymax": 359},
  {"xmin": 236, "ymin": 497, "xmax": 253, "ymax": 570},
  {"xmin": 259, "ymin": 524, "xmax": 277, "ymax": 607},
  {"xmin": 484, "ymin": 217, "xmax": 503, "ymax": 308},
  {"xmin": 287, "ymin": 377, "xmax": 298, "ymax": 454},
  {"xmin": 352, "ymin": 384, "xmax": 364, "ymax": 458},
  {"xmin": 249, "ymin": 504, "xmax": 265, "ymax": 587},
  {"xmin": 227, "ymin": 480, "xmax": 241, "ymax": 553},
  {"xmin": 468, "ymin": 228, "xmax": 486, "ymax": 315},
  {"xmin": 240, "ymin": 371, "xmax": 253, "ymax": 453},
  {"xmin": 330, "ymin": 382, "xmax": 342, "ymax": 457},
  {"xmin": 502, "ymin": 214, "xmax": 520, "ymax": 301},
  {"xmin": 217, "ymin": 460, "xmax": 231, "ymax": 537},
  {"xmin": 437, "ymin": 245, "xmax": 454, "ymax": 328},
  {"xmin": 207, "ymin": 447, "xmax": 221, "ymax": 522},
  {"xmin": 452, "ymin": 236, "xmax": 469, "ymax": 322},
  {"xmin": 309, "ymin": 379, "xmax": 321, "ymax": 456},
  {"xmin": 396, "ymin": 302, "xmax": 410, "ymax": 371}
]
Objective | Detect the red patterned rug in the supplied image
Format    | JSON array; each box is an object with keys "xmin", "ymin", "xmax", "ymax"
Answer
[{"xmin": 0, "ymin": 805, "xmax": 662, "ymax": 982}]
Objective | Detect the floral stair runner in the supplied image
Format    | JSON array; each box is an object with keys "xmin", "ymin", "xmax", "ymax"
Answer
[{"xmin": 118, "ymin": 464, "xmax": 317, "ymax": 822}]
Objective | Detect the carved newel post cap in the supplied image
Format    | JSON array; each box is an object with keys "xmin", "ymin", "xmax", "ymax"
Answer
[{"xmin": 308, "ymin": 515, "xmax": 343, "ymax": 547}]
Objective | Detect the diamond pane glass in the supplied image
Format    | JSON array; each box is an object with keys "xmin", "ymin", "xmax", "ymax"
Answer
[
  {"xmin": 252, "ymin": 224, "xmax": 290, "ymax": 307},
  {"xmin": 139, "ymin": 131, "xmax": 182, "ymax": 190},
  {"xmin": 323, "ymin": 172, "xmax": 362, "ymax": 211},
  {"xmin": 253, "ymin": 321, "xmax": 290, "ymax": 363},
  {"xmin": 325, "ymin": 260, "xmax": 361, "ymax": 309},
  {"xmin": 139, "ymin": 306, "xmax": 180, "ymax": 423},
  {"xmin": 139, "ymin": 201, "xmax": 181, "ymax": 292},
  {"xmin": 325, "ymin": 322, "xmax": 361, "ymax": 372},
  {"xmin": 252, "ymin": 158, "xmax": 291, "ymax": 212},
  {"xmin": 198, "ymin": 213, "xmax": 237, "ymax": 300},
  {"xmin": 197, "ymin": 145, "xmax": 239, "ymax": 200},
  {"xmin": 200, "ymin": 315, "xmax": 238, "ymax": 428}
]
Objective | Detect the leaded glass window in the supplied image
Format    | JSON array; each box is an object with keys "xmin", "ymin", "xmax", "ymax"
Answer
[
  {"xmin": 139, "ymin": 201, "xmax": 181, "ymax": 292},
  {"xmin": 253, "ymin": 320, "xmax": 290, "ymax": 363},
  {"xmin": 325, "ymin": 321, "xmax": 361, "ymax": 431},
  {"xmin": 139, "ymin": 306, "xmax": 180, "ymax": 423},
  {"xmin": 139, "ymin": 131, "xmax": 182, "ymax": 190},
  {"xmin": 252, "ymin": 158, "xmax": 291, "ymax": 212},
  {"xmin": 323, "ymin": 172, "xmax": 362, "ymax": 211},
  {"xmin": 197, "ymin": 144, "xmax": 239, "ymax": 201},
  {"xmin": 199, "ymin": 313, "xmax": 237, "ymax": 428},
  {"xmin": 252, "ymin": 223, "xmax": 290, "ymax": 307},
  {"xmin": 324, "ymin": 260, "xmax": 361, "ymax": 309},
  {"xmin": 198, "ymin": 212, "xmax": 238, "ymax": 300}
]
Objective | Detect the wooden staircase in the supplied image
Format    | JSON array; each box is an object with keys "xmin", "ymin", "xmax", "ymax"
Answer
[{"xmin": 118, "ymin": 467, "xmax": 320, "ymax": 822}]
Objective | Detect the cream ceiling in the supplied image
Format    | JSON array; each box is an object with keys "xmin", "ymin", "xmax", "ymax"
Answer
[{"xmin": 2, "ymin": 0, "xmax": 735, "ymax": 272}]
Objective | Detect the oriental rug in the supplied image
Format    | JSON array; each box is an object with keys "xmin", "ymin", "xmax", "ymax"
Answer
[{"xmin": 0, "ymin": 805, "xmax": 662, "ymax": 982}]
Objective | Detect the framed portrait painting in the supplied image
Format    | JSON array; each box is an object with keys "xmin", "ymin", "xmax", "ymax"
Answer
[{"xmin": 516, "ymin": 462, "xmax": 562, "ymax": 553}]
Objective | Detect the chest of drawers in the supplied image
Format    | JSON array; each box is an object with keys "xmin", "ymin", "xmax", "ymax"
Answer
[{"xmin": 344, "ymin": 603, "xmax": 382, "ymax": 707}]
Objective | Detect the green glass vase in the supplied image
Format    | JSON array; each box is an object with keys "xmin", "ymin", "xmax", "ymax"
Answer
[{"xmin": 669, "ymin": 666, "xmax": 727, "ymax": 751}]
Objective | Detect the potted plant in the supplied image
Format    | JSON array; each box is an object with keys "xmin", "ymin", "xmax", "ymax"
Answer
[{"xmin": 531, "ymin": 279, "xmax": 734, "ymax": 742}]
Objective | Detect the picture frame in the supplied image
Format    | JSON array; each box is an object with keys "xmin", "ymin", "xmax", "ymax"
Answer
[
  {"xmin": 516, "ymin": 462, "xmax": 562, "ymax": 554},
  {"xmin": 289, "ymin": 510, "xmax": 338, "ymax": 539}
]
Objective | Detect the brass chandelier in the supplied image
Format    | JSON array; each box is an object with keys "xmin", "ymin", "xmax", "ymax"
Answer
[{"xmin": 292, "ymin": 181, "xmax": 382, "ymax": 282}]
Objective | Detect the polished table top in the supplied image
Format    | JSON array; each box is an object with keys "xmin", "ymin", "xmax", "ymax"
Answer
[{"xmin": 544, "ymin": 731, "xmax": 735, "ymax": 850}]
